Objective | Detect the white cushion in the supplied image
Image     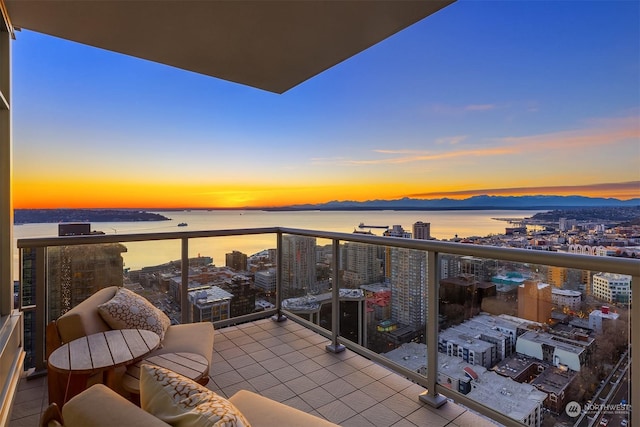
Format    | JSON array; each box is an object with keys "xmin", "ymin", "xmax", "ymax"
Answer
[{"xmin": 97, "ymin": 287, "xmax": 170, "ymax": 341}]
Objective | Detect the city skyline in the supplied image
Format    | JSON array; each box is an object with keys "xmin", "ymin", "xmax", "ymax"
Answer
[{"xmin": 12, "ymin": 0, "xmax": 640, "ymax": 209}]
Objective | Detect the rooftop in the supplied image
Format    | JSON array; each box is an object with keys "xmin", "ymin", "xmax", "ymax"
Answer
[
  {"xmin": 517, "ymin": 331, "xmax": 585, "ymax": 355},
  {"xmin": 467, "ymin": 371, "xmax": 546, "ymax": 422}
]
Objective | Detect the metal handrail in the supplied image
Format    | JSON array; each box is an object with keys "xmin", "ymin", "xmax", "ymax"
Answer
[{"xmin": 18, "ymin": 226, "xmax": 640, "ymax": 276}]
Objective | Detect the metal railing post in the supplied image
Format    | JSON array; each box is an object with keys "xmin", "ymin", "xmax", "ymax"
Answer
[
  {"xmin": 420, "ymin": 250, "xmax": 446, "ymax": 407},
  {"xmin": 273, "ymin": 230, "xmax": 286, "ymax": 322},
  {"xmin": 631, "ymin": 273, "xmax": 638, "ymax": 427},
  {"xmin": 34, "ymin": 247, "xmax": 46, "ymax": 372},
  {"xmin": 326, "ymin": 238, "xmax": 344, "ymax": 353},
  {"xmin": 180, "ymin": 238, "xmax": 190, "ymax": 324}
]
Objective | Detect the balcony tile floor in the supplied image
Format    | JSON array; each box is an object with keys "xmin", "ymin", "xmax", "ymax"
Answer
[{"xmin": 9, "ymin": 318, "xmax": 498, "ymax": 426}]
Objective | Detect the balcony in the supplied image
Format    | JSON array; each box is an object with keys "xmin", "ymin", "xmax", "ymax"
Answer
[
  {"xmin": 10, "ymin": 317, "xmax": 497, "ymax": 427},
  {"xmin": 10, "ymin": 226, "xmax": 638, "ymax": 426}
]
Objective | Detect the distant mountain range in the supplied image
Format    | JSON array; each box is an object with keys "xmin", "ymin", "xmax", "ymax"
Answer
[
  {"xmin": 12, "ymin": 196, "xmax": 640, "ymax": 225},
  {"xmin": 273, "ymin": 195, "xmax": 640, "ymax": 211}
]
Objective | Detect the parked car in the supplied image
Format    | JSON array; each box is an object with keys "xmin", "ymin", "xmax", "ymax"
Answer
[{"xmin": 599, "ymin": 418, "xmax": 609, "ymax": 426}]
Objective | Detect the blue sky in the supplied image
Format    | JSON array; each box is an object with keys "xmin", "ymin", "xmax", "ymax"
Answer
[{"xmin": 11, "ymin": 0, "xmax": 640, "ymax": 208}]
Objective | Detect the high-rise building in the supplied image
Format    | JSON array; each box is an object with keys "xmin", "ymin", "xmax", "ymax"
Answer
[
  {"xmin": 341, "ymin": 242, "xmax": 382, "ymax": 287},
  {"xmin": 413, "ymin": 221, "xmax": 431, "ymax": 240},
  {"xmin": 220, "ymin": 275, "xmax": 257, "ymax": 317},
  {"xmin": 381, "ymin": 224, "xmax": 428, "ymax": 331},
  {"xmin": 388, "ymin": 247, "xmax": 427, "ymax": 330},
  {"xmin": 225, "ymin": 250, "xmax": 248, "ymax": 271},
  {"xmin": 460, "ymin": 257, "xmax": 497, "ymax": 283},
  {"xmin": 439, "ymin": 254, "xmax": 460, "ymax": 280},
  {"xmin": 281, "ymin": 235, "xmax": 317, "ymax": 299},
  {"xmin": 546, "ymin": 266, "xmax": 567, "ymax": 288},
  {"xmin": 517, "ymin": 280, "xmax": 552, "ymax": 324},
  {"xmin": 46, "ymin": 240, "xmax": 126, "ymax": 321},
  {"xmin": 383, "ymin": 225, "xmax": 411, "ymax": 280},
  {"xmin": 559, "ymin": 218, "xmax": 577, "ymax": 232}
]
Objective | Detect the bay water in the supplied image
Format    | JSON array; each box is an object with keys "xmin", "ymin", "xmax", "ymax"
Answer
[{"xmin": 13, "ymin": 209, "xmax": 543, "ymax": 279}]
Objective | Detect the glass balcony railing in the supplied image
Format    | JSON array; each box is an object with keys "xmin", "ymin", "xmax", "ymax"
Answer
[{"xmin": 17, "ymin": 227, "xmax": 638, "ymax": 427}]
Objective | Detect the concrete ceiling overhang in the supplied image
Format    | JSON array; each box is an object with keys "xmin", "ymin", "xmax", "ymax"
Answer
[{"xmin": 4, "ymin": 0, "xmax": 454, "ymax": 94}]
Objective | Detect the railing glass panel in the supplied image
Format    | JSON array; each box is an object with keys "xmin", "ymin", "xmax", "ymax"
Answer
[
  {"xmin": 435, "ymin": 254, "xmax": 632, "ymax": 427},
  {"xmin": 280, "ymin": 235, "xmax": 332, "ymax": 329},
  {"xmin": 17, "ymin": 227, "xmax": 637, "ymax": 427},
  {"xmin": 185, "ymin": 235, "xmax": 278, "ymax": 324}
]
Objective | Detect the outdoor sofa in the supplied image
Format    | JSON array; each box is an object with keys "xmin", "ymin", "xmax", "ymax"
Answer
[{"xmin": 46, "ymin": 285, "xmax": 215, "ymax": 406}]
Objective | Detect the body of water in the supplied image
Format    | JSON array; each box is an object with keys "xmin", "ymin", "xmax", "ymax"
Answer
[{"xmin": 13, "ymin": 209, "xmax": 543, "ymax": 278}]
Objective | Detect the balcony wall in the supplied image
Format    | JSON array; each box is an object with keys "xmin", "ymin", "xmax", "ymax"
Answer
[{"xmin": 17, "ymin": 227, "xmax": 638, "ymax": 427}]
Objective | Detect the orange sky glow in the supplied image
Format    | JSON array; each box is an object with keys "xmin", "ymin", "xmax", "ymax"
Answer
[
  {"xmin": 13, "ymin": 180, "xmax": 640, "ymax": 210},
  {"xmin": 11, "ymin": 2, "xmax": 640, "ymax": 211}
]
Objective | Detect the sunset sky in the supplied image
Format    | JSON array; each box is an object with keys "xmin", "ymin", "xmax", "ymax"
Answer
[{"xmin": 12, "ymin": 0, "xmax": 640, "ymax": 209}]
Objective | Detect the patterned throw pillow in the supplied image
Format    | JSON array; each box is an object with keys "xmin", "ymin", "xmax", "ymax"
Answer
[
  {"xmin": 97, "ymin": 287, "xmax": 171, "ymax": 341},
  {"xmin": 140, "ymin": 364, "xmax": 251, "ymax": 427}
]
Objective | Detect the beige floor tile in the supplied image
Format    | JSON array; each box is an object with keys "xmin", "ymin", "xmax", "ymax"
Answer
[
  {"xmin": 258, "ymin": 355, "xmax": 289, "ymax": 371},
  {"xmin": 9, "ymin": 318, "xmax": 504, "ymax": 427},
  {"xmin": 236, "ymin": 362, "xmax": 268, "ymax": 380},
  {"xmin": 292, "ymin": 358, "xmax": 323, "ymax": 375},
  {"xmin": 305, "ymin": 367, "xmax": 339, "ymax": 386},
  {"xmin": 404, "ymin": 406, "xmax": 450, "ymax": 427},
  {"xmin": 270, "ymin": 365, "xmax": 303, "ymax": 383},
  {"xmin": 285, "ymin": 376, "xmax": 318, "ymax": 395},
  {"xmin": 341, "ymin": 414, "xmax": 377, "ymax": 427},
  {"xmin": 431, "ymin": 399, "xmax": 466, "ymax": 421},
  {"xmin": 322, "ymin": 377, "xmax": 358, "ymax": 398},
  {"xmin": 246, "ymin": 372, "xmax": 281, "ymax": 392},
  {"xmin": 299, "ymin": 386, "xmax": 336, "ymax": 409},
  {"xmin": 361, "ymin": 380, "xmax": 396, "ymax": 402},
  {"xmin": 360, "ymin": 401, "xmax": 404, "ymax": 426},
  {"xmin": 316, "ymin": 400, "xmax": 358, "ymax": 425},
  {"xmin": 282, "ymin": 395, "xmax": 314, "ymax": 413},
  {"xmin": 227, "ymin": 353, "xmax": 257, "ymax": 369},
  {"xmin": 260, "ymin": 383, "xmax": 297, "ymax": 403},
  {"xmin": 340, "ymin": 389, "xmax": 378, "ymax": 413},
  {"xmin": 239, "ymin": 341, "xmax": 265, "ymax": 353},
  {"xmin": 250, "ymin": 348, "xmax": 279, "ymax": 363},
  {"xmin": 213, "ymin": 370, "xmax": 246, "ymax": 389},
  {"xmin": 450, "ymin": 410, "xmax": 501, "ymax": 427},
  {"xmin": 380, "ymin": 392, "xmax": 424, "ymax": 418},
  {"xmin": 343, "ymin": 370, "xmax": 377, "ymax": 389}
]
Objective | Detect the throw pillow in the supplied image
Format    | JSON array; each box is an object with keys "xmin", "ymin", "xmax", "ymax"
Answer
[
  {"xmin": 140, "ymin": 364, "xmax": 251, "ymax": 427},
  {"xmin": 97, "ymin": 287, "xmax": 171, "ymax": 341}
]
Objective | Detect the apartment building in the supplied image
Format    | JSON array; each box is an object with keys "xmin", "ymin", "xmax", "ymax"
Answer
[
  {"xmin": 592, "ymin": 272, "xmax": 632, "ymax": 304},
  {"xmin": 515, "ymin": 330, "xmax": 587, "ymax": 372},
  {"xmin": 188, "ymin": 286, "xmax": 232, "ymax": 322}
]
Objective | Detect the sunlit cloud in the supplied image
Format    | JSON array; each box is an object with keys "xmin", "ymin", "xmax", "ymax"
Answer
[
  {"xmin": 497, "ymin": 116, "xmax": 639, "ymax": 150},
  {"xmin": 407, "ymin": 181, "xmax": 640, "ymax": 200},
  {"xmin": 336, "ymin": 115, "xmax": 639, "ymax": 167},
  {"xmin": 342, "ymin": 146, "xmax": 515, "ymax": 165}
]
